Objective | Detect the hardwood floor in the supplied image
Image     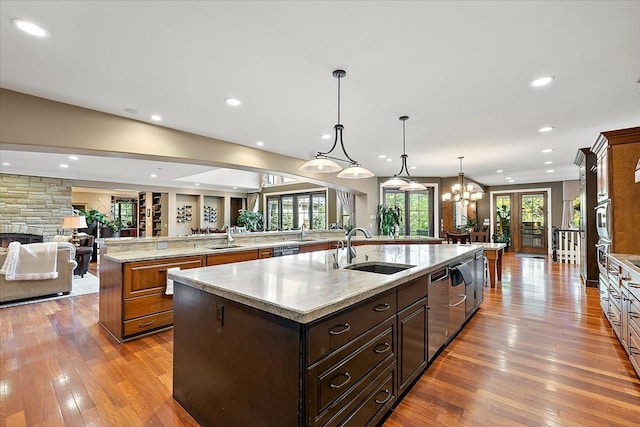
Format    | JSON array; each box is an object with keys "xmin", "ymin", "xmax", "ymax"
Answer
[{"xmin": 1, "ymin": 254, "xmax": 638, "ymax": 426}]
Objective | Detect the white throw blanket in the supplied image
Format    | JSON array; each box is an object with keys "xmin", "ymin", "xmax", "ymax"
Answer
[
  {"xmin": 165, "ymin": 267, "xmax": 180, "ymax": 295},
  {"xmin": 0, "ymin": 242, "xmax": 59, "ymax": 281}
]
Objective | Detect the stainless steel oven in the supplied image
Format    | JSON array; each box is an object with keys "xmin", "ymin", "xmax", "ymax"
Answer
[{"xmin": 595, "ymin": 200, "xmax": 611, "ymax": 240}]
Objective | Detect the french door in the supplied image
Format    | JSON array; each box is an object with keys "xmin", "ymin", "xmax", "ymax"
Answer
[{"xmin": 493, "ymin": 191, "xmax": 548, "ymax": 254}]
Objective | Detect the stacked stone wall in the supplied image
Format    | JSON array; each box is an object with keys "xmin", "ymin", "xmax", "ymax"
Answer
[{"xmin": 0, "ymin": 174, "xmax": 73, "ymax": 242}]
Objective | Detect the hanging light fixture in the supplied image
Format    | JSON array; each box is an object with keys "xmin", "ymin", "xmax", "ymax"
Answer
[
  {"xmin": 442, "ymin": 156, "xmax": 483, "ymax": 202},
  {"xmin": 299, "ymin": 69, "xmax": 374, "ymax": 179},
  {"xmin": 381, "ymin": 116, "xmax": 427, "ymax": 191}
]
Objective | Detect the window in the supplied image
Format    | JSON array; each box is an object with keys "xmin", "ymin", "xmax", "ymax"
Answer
[
  {"xmin": 382, "ymin": 188, "xmax": 434, "ymax": 236},
  {"xmin": 265, "ymin": 191, "xmax": 327, "ymax": 230}
]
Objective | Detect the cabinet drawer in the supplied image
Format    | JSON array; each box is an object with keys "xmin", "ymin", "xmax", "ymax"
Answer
[
  {"xmin": 323, "ymin": 360, "xmax": 396, "ymax": 427},
  {"xmin": 308, "ymin": 289, "xmax": 396, "ymax": 364},
  {"xmin": 308, "ymin": 318, "xmax": 395, "ymax": 419},
  {"xmin": 629, "ymin": 294, "xmax": 640, "ymax": 333},
  {"xmin": 207, "ymin": 250, "xmax": 258, "ymax": 266},
  {"xmin": 258, "ymin": 248, "xmax": 272, "ymax": 259},
  {"xmin": 628, "ymin": 276, "xmax": 640, "ymax": 302},
  {"xmin": 124, "ymin": 256, "xmax": 204, "ymax": 298},
  {"xmin": 124, "ymin": 293, "xmax": 173, "ymax": 320},
  {"xmin": 628, "ymin": 322, "xmax": 640, "ymax": 376},
  {"xmin": 397, "ymin": 275, "xmax": 428, "ymax": 311},
  {"xmin": 300, "ymin": 242, "xmax": 329, "ymax": 253},
  {"xmin": 124, "ymin": 310, "xmax": 173, "ymax": 337}
]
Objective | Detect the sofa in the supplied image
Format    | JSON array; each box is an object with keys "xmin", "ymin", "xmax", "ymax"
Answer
[{"xmin": 0, "ymin": 242, "xmax": 77, "ymax": 303}]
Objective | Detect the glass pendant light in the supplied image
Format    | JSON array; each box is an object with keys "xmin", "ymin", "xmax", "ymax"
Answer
[
  {"xmin": 381, "ymin": 116, "xmax": 426, "ymax": 190},
  {"xmin": 441, "ymin": 156, "xmax": 483, "ymax": 201},
  {"xmin": 299, "ymin": 70, "xmax": 373, "ymax": 178}
]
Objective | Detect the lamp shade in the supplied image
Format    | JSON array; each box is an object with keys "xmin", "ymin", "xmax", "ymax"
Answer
[
  {"xmin": 336, "ymin": 164, "xmax": 374, "ymax": 179},
  {"xmin": 299, "ymin": 156, "xmax": 342, "ymax": 173},
  {"xmin": 399, "ymin": 180, "xmax": 427, "ymax": 191},
  {"xmin": 62, "ymin": 215, "xmax": 87, "ymax": 229},
  {"xmin": 381, "ymin": 176, "xmax": 408, "ymax": 187}
]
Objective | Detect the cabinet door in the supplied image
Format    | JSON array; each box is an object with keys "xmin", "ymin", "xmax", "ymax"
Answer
[
  {"xmin": 397, "ymin": 297, "xmax": 428, "ymax": 394},
  {"xmin": 124, "ymin": 256, "xmax": 204, "ymax": 298},
  {"xmin": 299, "ymin": 242, "xmax": 329, "ymax": 253},
  {"xmin": 597, "ymin": 149, "xmax": 609, "ymax": 202}
]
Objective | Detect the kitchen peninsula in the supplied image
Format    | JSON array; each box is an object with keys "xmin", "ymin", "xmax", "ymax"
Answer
[
  {"xmin": 169, "ymin": 244, "xmax": 483, "ymax": 426},
  {"xmin": 97, "ymin": 231, "xmax": 443, "ymax": 343}
]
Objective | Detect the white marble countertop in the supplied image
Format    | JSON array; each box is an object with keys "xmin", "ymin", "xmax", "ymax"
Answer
[
  {"xmin": 609, "ymin": 253, "xmax": 640, "ymax": 275},
  {"xmin": 169, "ymin": 244, "xmax": 482, "ymax": 324}
]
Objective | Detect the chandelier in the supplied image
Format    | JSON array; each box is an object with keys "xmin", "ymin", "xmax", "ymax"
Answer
[
  {"xmin": 442, "ymin": 156, "xmax": 483, "ymax": 202},
  {"xmin": 299, "ymin": 69, "xmax": 374, "ymax": 179},
  {"xmin": 381, "ymin": 116, "xmax": 426, "ymax": 191}
]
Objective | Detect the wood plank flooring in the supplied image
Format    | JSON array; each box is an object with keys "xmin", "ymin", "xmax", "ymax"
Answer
[{"xmin": 1, "ymin": 254, "xmax": 638, "ymax": 426}]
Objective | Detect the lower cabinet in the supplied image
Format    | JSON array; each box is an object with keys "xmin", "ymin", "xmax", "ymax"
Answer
[
  {"xmin": 397, "ymin": 297, "xmax": 428, "ymax": 394},
  {"xmin": 99, "ymin": 255, "xmax": 205, "ymax": 343}
]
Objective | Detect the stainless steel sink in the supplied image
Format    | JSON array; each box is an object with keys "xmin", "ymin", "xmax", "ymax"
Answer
[
  {"xmin": 208, "ymin": 245, "xmax": 238, "ymax": 250},
  {"xmin": 344, "ymin": 262, "xmax": 415, "ymax": 275}
]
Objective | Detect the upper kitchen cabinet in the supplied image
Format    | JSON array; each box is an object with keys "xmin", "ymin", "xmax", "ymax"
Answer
[{"xmin": 591, "ymin": 127, "xmax": 640, "ymax": 254}]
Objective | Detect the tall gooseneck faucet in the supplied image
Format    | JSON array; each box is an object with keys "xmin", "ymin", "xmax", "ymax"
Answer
[{"xmin": 346, "ymin": 227, "xmax": 372, "ymax": 263}]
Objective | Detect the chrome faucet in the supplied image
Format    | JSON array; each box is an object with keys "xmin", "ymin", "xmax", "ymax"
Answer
[
  {"xmin": 227, "ymin": 226, "xmax": 234, "ymax": 245},
  {"xmin": 346, "ymin": 227, "xmax": 372, "ymax": 264},
  {"xmin": 333, "ymin": 240, "xmax": 345, "ymax": 269}
]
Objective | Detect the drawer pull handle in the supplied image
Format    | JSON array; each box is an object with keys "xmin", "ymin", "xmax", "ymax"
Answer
[
  {"xmin": 138, "ymin": 320, "xmax": 155, "ymax": 328},
  {"xmin": 630, "ymin": 346, "xmax": 640, "ymax": 355},
  {"xmin": 612, "ymin": 321, "xmax": 621, "ymax": 327},
  {"xmin": 329, "ymin": 372, "xmax": 351, "ymax": 389},
  {"xmin": 630, "ymin": 283, "xmax": 640, "ymax": 288},
  {"xmin": 374, "ymin": 342, "xmax": 391, "ymax": 354},
  {"xmin": 329, "ymin": 323, "xmax": 351, "ymax": 336},
  {"xmin": 602, "ymin": 297, "xmax": 609, "ymax": 302},
  {"xmin": 373, "ymin": 303, "xmax": 391, "ymax": 312},
  {"xmin": 630, "ymin": 314, "xmax": 640, "ymax": 319},
  {"xmin": 375, "ymin": 389, "xmax": 392, "ymax": 405},
  {"xmin": 449, "ymin": 294, "xmax": 467, "ymax": 307}
]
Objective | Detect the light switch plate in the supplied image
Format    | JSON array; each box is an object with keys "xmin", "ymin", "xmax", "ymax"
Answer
[{"xmin": 157, "ymin": 242, "xmax": 168, "ymax": 250}]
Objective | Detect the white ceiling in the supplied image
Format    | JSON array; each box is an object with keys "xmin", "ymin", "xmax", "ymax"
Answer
[{"xmin": 1, "ymin": 1, "xmax": 639, "ymax": 189}]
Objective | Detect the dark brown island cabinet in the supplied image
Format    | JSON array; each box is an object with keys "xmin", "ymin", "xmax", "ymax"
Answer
[{"xmin": 172, "ymin": 248, "xmax": 484, "ymax": 426}]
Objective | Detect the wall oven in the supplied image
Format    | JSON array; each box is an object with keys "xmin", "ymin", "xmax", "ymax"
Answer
[{"xmin": 595, "ymin": 200, "xmax": 611, "ymax": 240}]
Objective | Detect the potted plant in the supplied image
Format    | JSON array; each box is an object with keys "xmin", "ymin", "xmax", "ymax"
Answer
[
  {"xmin": 237, "ymin": 209, "xmax": 265, "ymax": 231},
  {"xmin": 376, "ymin": 205, "xmax": 402, "ymax": 236},
  {"xmin": 493, "ymin": 204, "xmax": 511, "ymax": 246}
]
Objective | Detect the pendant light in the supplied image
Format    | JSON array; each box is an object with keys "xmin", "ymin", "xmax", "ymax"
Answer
[
  {"xmin": 381, "ymin": 116, "xmax": 427, "ymax": 191},
  {"xmin": 442, "ymin": 156, "xmax": 483, "ymax": 201},
  {"xmin": 299, "ymin": 69, "xmax": 374, "ymax": 179}
]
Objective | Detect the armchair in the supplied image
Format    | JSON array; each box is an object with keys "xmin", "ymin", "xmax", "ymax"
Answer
[{"xmin": 74, "ymin": 234, "xmax": 94, "ymax": 277}]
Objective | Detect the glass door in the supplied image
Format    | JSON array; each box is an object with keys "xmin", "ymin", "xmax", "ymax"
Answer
[{"xmin": 519, "ymin": 192, "xmax": 547, "ymax": 254}]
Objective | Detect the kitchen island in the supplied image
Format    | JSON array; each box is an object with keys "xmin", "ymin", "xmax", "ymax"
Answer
[{"xmin": 170, "ymin": 244, "xmax": 483, "ymax": 426}]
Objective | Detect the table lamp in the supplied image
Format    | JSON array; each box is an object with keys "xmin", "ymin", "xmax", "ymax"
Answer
[{"xmin": 62, "ymin": 215, "xmax": 88, "ymax": 246}]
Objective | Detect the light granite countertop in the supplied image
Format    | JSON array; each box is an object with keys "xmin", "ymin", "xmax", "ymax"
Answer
[
  {"xmin": 608, "ymin": 253, "xmax": 640, "ymax": 275},
  {"xmin": 169, "ymin": 244, "xmax": 482, "ymax": 324}
]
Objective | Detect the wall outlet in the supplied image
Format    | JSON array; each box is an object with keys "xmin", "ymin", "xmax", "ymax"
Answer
[
  {"xmin": 254, "ymin": 237, "xmax": 262, "ymax": 243},
  {"xmin": 157, "ymin": 242, "xmax": 168, "ymax": 250}
]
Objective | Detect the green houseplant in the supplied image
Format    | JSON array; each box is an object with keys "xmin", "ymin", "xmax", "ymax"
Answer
[
  {"xmin": 237, "ymin": 209, "xmax": 264, "ymax": 231},
  {"xmin": 376, "ymin": 205, "xmax": 402, "ymax": 236},
  {"xmin": 493, "ymin": 204, "xmax": 511, "ymax": 244}
]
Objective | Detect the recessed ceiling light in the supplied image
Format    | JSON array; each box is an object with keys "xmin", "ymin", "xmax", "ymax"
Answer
[
  {"xmin": 378, "ymin": 154, "xmax": 386, "ymax": 159},
  {"xmin": 11, "ymin": 19, "xmax": 50, "ymax": 38},
  {"xmin": 542, "ymin": 148, "xmax": 554, "ymax": 153},
  {"xmin": 225, "ymin": 98, "xmax": 242, "ymax": 106},
  {"xmin": 386, "ymin": 158, "xmax": 392, "ymax": 162},
  {"xmin": 544, "ymin": 161, "xmax": 553, "ymax": 165},
  {"xmin": 59, "ymin": 164, "xmax": 69, "ymax": 168},
  {"xmin": 546, "ymin": 169, "xmax": 554, "ymax": 173},
  {"xmin": 410, "ymin": 166, "xmax": 417, "ymax": 170},
  {"xmin": 496, "ymin": 169, "xmax": 504, "ymax": 173},
  {"xmin": 150, "ymin": 114, "xmax": 162, "ymax": 121},
  {"xmin": 256, "ymin": 141, "xmax": 264, "ymax": 146},
  {"xmin": 530, "ymin": 76, "xmax": 554, "ymax": 87},
  {"xmin": 321, "ymin": 134, "xmax": 332, "ymax": 140},
  {"xmin": 505, "ymin": 176, "xmax": 512, "ymax": 180},
  {"xmin": 150, "ymin": 174, "xmax": 157, "ymax": 178},
  {"xmin": 508, "ymin": 179, "xmax": 515, "ymax": 183},
  {"xmin": 2, "ymin": 162, "xmax": 10, "ymax": 166},
  {"xmin": 539, "ymin": 126, "xmax": 554, "ymax": 133},
  {"xmin": 233, "ymin": 186, "xmax": 238, "ymax": 189},
  {"xmin": 68, "ymin": 155, "xmax": 79, "ymax": 160},
  {"xmin": 195, "ymin": 183, "xmax": 200, "ymax": 186}
]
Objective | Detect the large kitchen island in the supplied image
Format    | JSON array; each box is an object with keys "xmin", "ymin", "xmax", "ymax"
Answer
[{"xmin": 169, "ymin": 243, "xmax": 484, "ymax": 426}]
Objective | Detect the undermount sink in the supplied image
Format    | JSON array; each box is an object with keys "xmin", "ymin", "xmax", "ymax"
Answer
[
  {"xmin": 344, "ymin": 262, "xmax": 415, "ymax": 275},
  {"xmin": 208, "ymin": 245, "xmax": 239, "ymax": 250}
]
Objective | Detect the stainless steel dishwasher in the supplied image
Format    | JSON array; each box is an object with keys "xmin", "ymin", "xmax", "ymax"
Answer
[
  {"xmin": 428, "ymin": 267, "xmax": 450, "ymax": 361},
  {"xmin": 448, "ymin": 262, "xmax": 469, "ymax": 338}
]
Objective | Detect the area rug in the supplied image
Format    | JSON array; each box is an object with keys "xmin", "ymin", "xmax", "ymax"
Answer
[{"xmin": 0, "ymin": 272, "xmax": 99, "ymax": 308}]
